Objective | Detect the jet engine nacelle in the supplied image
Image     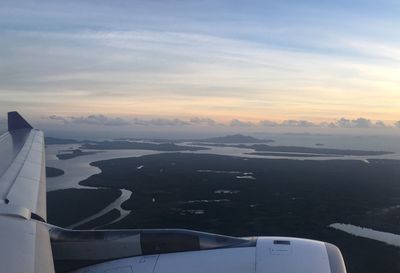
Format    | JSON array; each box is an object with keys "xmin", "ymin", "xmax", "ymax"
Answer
[{"xmin": 68, "ymin": 236, "xmax": 346, "ymax": 273}]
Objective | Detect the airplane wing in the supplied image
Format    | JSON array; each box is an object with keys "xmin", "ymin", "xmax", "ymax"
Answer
[
  {"xmin": 0, "ymin": 112, "xmax": 54, "ymax": 273},
  {"xmin": 0, "ymin": 112, "xmax": 347, "ymax": 273}
]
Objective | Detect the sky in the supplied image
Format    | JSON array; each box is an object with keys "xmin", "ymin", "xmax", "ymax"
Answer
[{"xmin": 1, "ymin": 0, "xmax": 400, "ymax": 138}]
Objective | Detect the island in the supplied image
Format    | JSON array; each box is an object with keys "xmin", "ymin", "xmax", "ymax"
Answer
[
  {"xmin": 80, "ymin": 140, "xmax": 208, "ymax": 151},
  {"xmin": 244, "ymin": 152, "xmax": 335, "ymax": 157},
  {"xmin": 197, "ymin": 134, "xmax": 274, "ymax": 144},
  {"xmin": 116, "ymin": 134, "xmax": 274, "ymax": 144},
  {"xmin": 56, "ymin": 149, "xmax": 99, "ymax": 160},
  {"xmin": 191, "ymin": 143, "xmax": 393, "ymax": 156},
  {"xmin": 249, "ymin": 144, "xmax": 393, "ymax": 156},
  {"xmin": 46, "ymin": 167, "xmax": 65, "ymax": 177},
  {"xmin": 45, "ymin": 137, "xmax": 83, "ymax": 145}
]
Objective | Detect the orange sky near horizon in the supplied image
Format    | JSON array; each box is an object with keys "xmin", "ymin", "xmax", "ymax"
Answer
[{"xmin": 1, "ymin": 1, "xmax": 400, "ymax": 128}]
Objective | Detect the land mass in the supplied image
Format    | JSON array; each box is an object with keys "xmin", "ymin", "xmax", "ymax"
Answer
[
  {"xmin": 192, "ymin": 143, "xmax": 392, "ymax": 156},
  {"xmin": 198, "ymin": 134, "xmax": 274, "ymax": 143},
  {"xmin": 45, "ymin": 137, "xmax": 83, "ymax": 145},
  {"xmin": 56, "ymin": 149, "xmax": 99, "ymax": 160},
  {"xmin": 115, "ymin": 134, "xmax": 274, "ymax": 144},
  {"xmin": 46, "ymin": 167, "xmax": 65, "ymax": 177},
  {"xmin": 75, "ymin": 153, "xmax": 400, "ymax": 273},
  {"xmin": 245, "ymin": 152, "xmax": 338, "ymax": 157},
  {"xmin": 81, "ymin": 141, "xmax": 208, "ymax": 151}
]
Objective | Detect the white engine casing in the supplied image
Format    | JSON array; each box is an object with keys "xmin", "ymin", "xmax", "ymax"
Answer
[{"xmin": 70, "ymin": 237, "xmax": 346, "ymax": 273}]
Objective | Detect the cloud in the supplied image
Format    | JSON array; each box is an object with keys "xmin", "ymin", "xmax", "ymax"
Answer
[
  {"xmin": 48, "ymin": 115, "xmax": 69, "ymax": 123},
  {"xmin": 45, "ymin": 115, "xmax": 395, "ymax": 129},
  {"xmin": 47, "ymin": 114, "xmax": 131, "ymax": 126},
  {"xmin": 229, "ymin": 119, "xmax": 255, "ymax": 127},
  {"xmin": 259, "ymin": 119, "xmax": 319, "ymax": 128},
  {"xmin": 132, "ymin": 118, "xmax": 190, "ymax": 126},
  {"xmin": 71, "ymin": 115, "xmax": 131, "ymax": 126},
  {"xmin": 336, "ymin": 118, "xmax": 370, "ymax": 128},
  {"xmin": 374, "ymin": 120, "xmax": 388, "ymax": 128},
  {"xmin": 334, "ymin": 118, "xmax": 389, "ymax": 128},
  {"xmin": 258, "ymin": 120, "xmax": 279, "ymax": 127},
  {"xmin": 258, "ymin": 117, "xmax": 391, "ymax": 128},
  {"xmin": 2, "ymin": 1, "xmax": 400, "ymax": 123},
  {"xmin": 46, "ymin": 115, "xmax": 194, "ymax": 127},
  {"xmin": 189, "ymin": 117, "xmax": 220, "ymax": 126},
  {"xmin": 318, "ymin": 122, "xmax": 337, "ymax": 128},
  {"xmin": 281, "ymin": 120, "xmax": 316, "ymax": 127},
  {"xmin": 132, "ymin": 117, "xmax": 225, "ymax": 126}
]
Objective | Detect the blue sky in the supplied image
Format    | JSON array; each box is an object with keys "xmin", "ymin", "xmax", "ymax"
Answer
[{"xmin": 1, "ymin": 1, "xmax": 400, "ymax": 137}]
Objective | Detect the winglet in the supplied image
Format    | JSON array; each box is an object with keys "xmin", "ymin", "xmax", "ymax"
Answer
[{"xmin": 8, "ymin": 111, "xmax": 33, "ymax": 131}]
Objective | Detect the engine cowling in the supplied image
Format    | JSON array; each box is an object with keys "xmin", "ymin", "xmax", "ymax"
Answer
[{"xmin": 68, "ymin": 236, "xmax": 346, "ymax": 273}]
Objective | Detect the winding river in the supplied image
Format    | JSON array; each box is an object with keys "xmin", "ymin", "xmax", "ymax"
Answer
[
  {"xmin": 46, "ymin": 144, "xmax": 164, "ymax": 229},
  {"xmin": 329, "ymin": 223, "xmax": 400, "ymax": 247},
  {"xmin": 46, "ymin": 142, "xmax": 400, "ymax": 229}
]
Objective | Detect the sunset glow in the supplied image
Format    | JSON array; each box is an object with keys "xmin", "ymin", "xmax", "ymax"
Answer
[{"xmin": 1, "ymin": 1, "xmax": 400, "ymax": 134}]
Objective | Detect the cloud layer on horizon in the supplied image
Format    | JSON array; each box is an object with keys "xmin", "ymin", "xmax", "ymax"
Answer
[{"xmin": 45, "ymin": 115, "xmax": 399, "ymax": 129}]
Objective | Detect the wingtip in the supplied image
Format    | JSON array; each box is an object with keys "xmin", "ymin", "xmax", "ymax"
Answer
[{"xmin": 8, "ymin": 111, "xmax": 33, "ymax": 131}]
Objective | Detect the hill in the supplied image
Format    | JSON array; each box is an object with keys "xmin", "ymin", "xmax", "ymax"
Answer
[{"xmin": 199, "ymin": 134, "xmax": 273, "ymax": 143}]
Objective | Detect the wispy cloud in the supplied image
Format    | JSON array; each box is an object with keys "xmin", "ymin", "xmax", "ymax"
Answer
[{"xmin": 1, "ymin": 1, "xmax": 400, "ymax": 122}]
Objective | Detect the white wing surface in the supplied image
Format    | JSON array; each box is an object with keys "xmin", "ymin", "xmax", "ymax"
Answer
[{"xmin": 0, "ymin": 112, "xmax": 54, "ymax": 273}]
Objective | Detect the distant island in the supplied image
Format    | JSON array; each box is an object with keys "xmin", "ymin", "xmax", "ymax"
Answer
[
  {"xmin": 116, "ymin": 134, "xmax": 274, "ymax": 144},
  {"xmin": 81, "ymin": 141, "xmax": 209, "ymax": 151},
  {"xmin": 56, "ymin": 149, "xmax": 99, "ymax": 160},
  {"xmin": 197, "ymin": 134, "xmax": 274, "ymax": 144},
  {"xmin": 192, "ymin": 143, "xmax": 393, "ymax": 156},
  {"xmin": 45, "ymin": 136, "xmax": 392, "ymax": 156},
  {"xmin": 44, "ymin": 137, "xmax": 209, "ymax": 152},
  {"xmin": 45, "ymin": 137, "xmax": 83, "ymax": 145},
  {"xmin": 245, "ymin": 152, "xmax": 334, "ymax": 157},
  {"xmin": 249, "ymin": 144, "xmax": 393, "ymax": 156}
]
